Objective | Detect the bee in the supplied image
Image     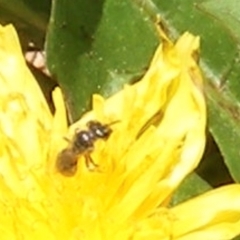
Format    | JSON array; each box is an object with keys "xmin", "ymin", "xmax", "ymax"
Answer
[{"xmin": 56, "ymin": 120, "xmax": 117, "ymax": 176}]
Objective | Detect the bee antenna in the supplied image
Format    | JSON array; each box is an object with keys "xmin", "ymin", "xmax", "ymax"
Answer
[{"xmin": 107, "ymin": 120, "xmax": 121, "ymax": 127}]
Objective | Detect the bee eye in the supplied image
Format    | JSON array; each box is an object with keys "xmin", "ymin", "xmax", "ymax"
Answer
[{"xmin": 87, "ymin": 121, "xmax": 111, "ymax": 139}]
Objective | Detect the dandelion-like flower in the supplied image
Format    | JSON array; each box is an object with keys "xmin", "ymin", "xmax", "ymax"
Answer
[{"xmin": 1, "ymin": 24, "xmax": 240, "ymax": 240}]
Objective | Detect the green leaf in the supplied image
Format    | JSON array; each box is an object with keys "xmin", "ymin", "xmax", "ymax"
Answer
[
  {"xmin": 46, "ymin": 0, "xmax": 159, "ymax": 121},
  {"xmin": 199, "ymin": 0, "xmax": 240, "ymax": 43},
  {"xmin": 207, "ymin": 84, "xmax": 240, "ymax": 182},
  {"xmin": 170, "ymin": 173, "xmax": 211, "ymax": 206}
]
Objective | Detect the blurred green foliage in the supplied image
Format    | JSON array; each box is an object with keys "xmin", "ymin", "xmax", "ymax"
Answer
[{"xmin": 0, "ymin": 0, "xmax": 50, "ymax": 48}]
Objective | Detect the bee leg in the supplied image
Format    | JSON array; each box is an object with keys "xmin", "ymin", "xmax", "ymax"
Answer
[
  {"xmin": 84, "ymin": 153, "xmax": 98, "ymax": 171},
  {"xmin": 63, "ymin": 136, "xmax": 71, "ymax": 143}
]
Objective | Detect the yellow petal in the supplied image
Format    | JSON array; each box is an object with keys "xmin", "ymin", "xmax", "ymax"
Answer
[
  {"xmin": 66, "ymin": 32, "xmax": 206, "ymax": 223},
  {"xmin": 0, "ymin": 23, "xmax": 209, "ymax": 240},
  {"xmin": 0, "ymin": 25, "xmax": 55, "ymax": 198},
  {"xmin": 0, "ymin": 24, "xmax": 51, "ymax": 117},
  {"xmin": 171, "ymin": 184, "xmax": 240, "ymax": 240}
]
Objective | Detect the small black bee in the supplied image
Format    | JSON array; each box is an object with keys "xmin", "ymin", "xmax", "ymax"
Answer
[{"xmin": 56, "ymin": 120, "xmax": 116, "ymax": 176}]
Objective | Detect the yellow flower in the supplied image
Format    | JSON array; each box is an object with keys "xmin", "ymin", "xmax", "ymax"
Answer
[{"xmin": 1, "ymin": 24, "xmax": 240, "ymax": 240}]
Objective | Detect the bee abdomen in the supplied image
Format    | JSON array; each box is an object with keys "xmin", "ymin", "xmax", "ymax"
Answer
[{"xmin": 56, "ymin": 149, "xmax": 78, "ymax": 176}]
